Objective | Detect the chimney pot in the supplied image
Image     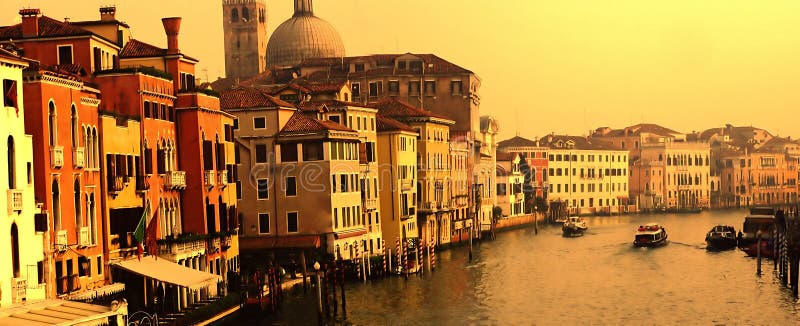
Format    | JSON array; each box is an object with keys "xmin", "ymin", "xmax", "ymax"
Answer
[
  {"xmin": 19, "ymin": 8, "xmax": 41, "ymax": 38},
  {"xmin": 161, "ymin": 17, "xmax": 182, "ymax": 55},
  {"xmin": 99, "ymin": 6, "xmax": 117, "ymax": 21}
]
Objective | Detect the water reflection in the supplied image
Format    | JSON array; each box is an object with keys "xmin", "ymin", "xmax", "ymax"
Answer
[{"xmin": 225, "ymin": 209, "xmax": 800, "ymax": 325}]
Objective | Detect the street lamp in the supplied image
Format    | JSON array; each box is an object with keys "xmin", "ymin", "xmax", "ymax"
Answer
[{"xmin": 314, "ymin": 261, "xmax": 322, "ymax": 324}]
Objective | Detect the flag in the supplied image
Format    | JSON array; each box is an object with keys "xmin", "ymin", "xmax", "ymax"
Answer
[{"xmin": 134, "ymin": 202, "xmax": 148, "ymax": 261}]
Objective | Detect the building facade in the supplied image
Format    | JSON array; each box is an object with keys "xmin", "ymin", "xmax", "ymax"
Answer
[
  {"xmin": 376, "ymin": 115, "xmax": 419, "ymax": 252},
  {"xmin": 497, "ymin": 136, "xmax": 549, "ymax": 199},
  {"xmin": 542, "ymin": 135, "xmax": 630, "ymax": 215},
  {"xmin": 496, "ymin": 152, "xmax": 526, "ymax": 218},
  {"xmin": 1, "ymin": 48, "xmax": 46, "ymax": 306},
  {"xmin": 631, "ymin": 141, "xmax": 711, "ymax": 210}
]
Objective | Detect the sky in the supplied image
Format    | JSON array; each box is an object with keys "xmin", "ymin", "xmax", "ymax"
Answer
[{"xmin": 2, "ymin": 0, "xmax": 800, "ymax": 141}]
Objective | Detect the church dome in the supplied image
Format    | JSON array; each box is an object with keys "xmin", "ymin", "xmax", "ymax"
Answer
[{"xmin": 266, "ymin": 0, "xmax": 345, "ymax": 68}]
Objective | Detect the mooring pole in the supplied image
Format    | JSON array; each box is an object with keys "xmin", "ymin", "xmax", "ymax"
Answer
[{"xmin": 757, "ymin": 230, "xmax": 762, "ymax": 276}]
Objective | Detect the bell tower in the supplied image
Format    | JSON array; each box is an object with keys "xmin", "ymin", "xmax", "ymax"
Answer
[{"xmin": 222, "ymin": 0, "xmax": 267, "ymax": 81}]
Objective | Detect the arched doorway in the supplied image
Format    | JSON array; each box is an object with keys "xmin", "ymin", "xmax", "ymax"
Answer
[{"xmin": 11, "ymin": 223, "xmax": 20, "ymax": 278}]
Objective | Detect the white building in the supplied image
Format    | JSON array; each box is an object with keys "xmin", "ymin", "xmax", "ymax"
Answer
[
  {"xmin": 1, "ymin": 48, "xmax": 46, "ymax": 306},
  {"xmin": 542, "ymin": 135, "xmax": 630, "ymax": 215},
  {"xmin": 496, "ymin": 151, "xmax": 526, "ymax": 218}
]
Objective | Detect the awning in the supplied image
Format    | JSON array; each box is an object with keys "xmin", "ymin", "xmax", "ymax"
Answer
[
  {"xmin": 112, "ymin": 256, "xmax": 222, "ymax": 290},
  {"xmin": 0, "ymin": 299, "xmax": 119, "ymax": 326},
  {"xmin": 334, "ymin": 229, "xmax": 367, "ymax": 240},
  {"xmin": 66, "ymin": 283, "xmax": 126, "ymax": 301}
]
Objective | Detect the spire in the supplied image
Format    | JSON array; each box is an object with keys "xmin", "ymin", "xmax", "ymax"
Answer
[{"xmin": 294, "ymin": 0, "xmax": 314, "ymax": 16}]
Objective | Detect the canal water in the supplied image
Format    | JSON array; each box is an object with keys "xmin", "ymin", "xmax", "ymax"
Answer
[{"xmin": 224, "ymin": 209, "xmax": 800, "ymax": 325}]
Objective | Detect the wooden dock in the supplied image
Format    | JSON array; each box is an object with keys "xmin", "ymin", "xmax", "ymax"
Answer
[{"xmin": 773, "ymin": 207, "xmax": 800, "ymax": 297}]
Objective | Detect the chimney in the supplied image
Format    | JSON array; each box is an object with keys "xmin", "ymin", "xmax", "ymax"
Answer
[
  {"xmin": 19, "ymin": 9, "xmax": 41, "ymax": 38},
  {"xmin": 99, "ymin": 6, "xmax": 117, "ymax": 21},
  {"xmin": 161, "ymin": 17, "xmax": 182, "ymax": 55}
]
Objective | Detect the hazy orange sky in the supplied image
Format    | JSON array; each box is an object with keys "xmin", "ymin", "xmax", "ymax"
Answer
[{"xmin": 3, "ymin": 0, "xmax": 800, "ymax": 141}]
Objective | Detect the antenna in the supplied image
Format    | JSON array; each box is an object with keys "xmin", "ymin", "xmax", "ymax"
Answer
[{"xmin": 515, "ymin": 108, "xmax": 520, "ymax": 136}]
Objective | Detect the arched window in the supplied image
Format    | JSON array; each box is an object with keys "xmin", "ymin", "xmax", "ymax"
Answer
[
  {"xmin": 74, "ymin": 180, "xmax": 81, "ymax": 230},
  {"xmin": 231, "ymin": 8, "xmax": 239, "ymax": 22},
  {"xmin": 242, "ymin": 7, "xmax": 250, "ymax": 21},
  {"xmin": 87, "ymin": 193, "xmax": 95, "ymax": 244},
  {"xmin": 71, "ymin": 105, "xmax": 78, "ymax": 147},
  {"xmin": 7, "ymin": 136, "xmax": 15, "ymax": 189},
  {"xmin": 92, "ymin": 127, "xmax": 99, "ymax": 168},
  {"xmin": 52, "ymin": 180, "xmax": 61, "ymax": 230},
  {"xmin": 49, "ymin": 101, "xmax": 57, "ymax": 146},
  {"xmin": 11, "ymin": 223, "xmax": 20, "ymax": 278}
]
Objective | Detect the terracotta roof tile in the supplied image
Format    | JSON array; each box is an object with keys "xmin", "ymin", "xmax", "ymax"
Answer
[
  {"xmin": 220, "ymin": 87, "xmax": 296, "ymax": 110},
  {"xmin": 280, "ymin": 112, "xmax": 354, "ymax": 134},
  {"xmin": 370, "ymin": 97, "xmax": 452, "ymax": 121},
  {"xmin": 498, "ymin": 136, "xmax": 538, "ymax": 149},
  {"xmin": 120, "ymin": 39, "xmax": 166, "ymax": 58},
  {"xmin": 0, "ymin": 16, "xmax": 92, "ymax": 40},
  {"xmin": 299, "ymin": 53, "xmax": 472, "ymax": 75},
  {"xmin": 376, "ymin": 114, "xmax": 415, "ymax": 133},
  {"xmin": 541, "ymin": 134, "xmax": 620, "ymax": 151}
]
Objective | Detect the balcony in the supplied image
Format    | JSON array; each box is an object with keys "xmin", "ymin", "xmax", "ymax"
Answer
[
  {"xmin": 163, "ymin": 171, "xmax": 187, "ymax": 190},
  {"xmin": 158, "ymin": 238, "xmax": 206, "ymax": 258},
  {"xmin": 418, "ymin": 202, "xmax": 438, "ymax": 213},
  {"xmin": 401, "ymin": 180, "xmax": 414, "ymax": 191},
  {"xmin": 7, "ymin": 189, "xmax": 23, "ymax": 213},
  {"xmin": 217, "ymin": 170, "xmax": 228, "ymax": 186},
  {"xmin": 204, "ymin": 170, "xmax": 216, "ymax": 189},
  {"xmin": 136, "ymin": 175, "xmax": 150, "ymax": 192},
  {"xmin": 362, "ymin": 198, "xmax": 378, "ymax": 212},
  {"xmin": 438, "ymin": 201, "xmax": 450, "ymax": 209},
  {"xmin": 108, "ymin": 176, "xmax": 125, "ymax": 193},
  {"xmin": 79, "ymin": 227, "xmax": 90, "ymax": 247},
  {"xmin": 55, "ymin": 229, "xmax": 68, "ymax": 251},
  {"xmin": 51, "ymin": 146, "xmax": 64, "ymax": 168},
  {"xmin": 73, "ymin": 147, "xmax": 85, "ymax": 168},
  {"xmin": 402, "ymin": 207, "xmax": 416, "ymax": 220},
  {"xmin": 12, "ymin": 278, "xmax": 27, "ymax": 303},
  {"xmin": 57, "ymin": 274, "xmax": 80, "ymax": 295}
]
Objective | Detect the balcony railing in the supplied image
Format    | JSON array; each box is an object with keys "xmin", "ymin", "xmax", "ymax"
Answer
[
  {"xmin": 136, "ymin": 175, "xmax": 150, "ymax": 192},
  {"xmin": 401, "ymin": 180, "xmax": 414, "ymax": 191},
  {"xmin": 159, "ymin": 239, "xmax": 206, "ymax": 257},
  {"xmin": 204, "ymin": 170, "xmax": 216, "ymax": 188},
  {"xmin": 7, "ymin": 189, "xmax": 23, "ymax": 213},
  {"xmin": 73, "ymin": 147, "xmax": 85, "ymax": 168},
  {"xmin": 55, "ymin": 230, "xmax": 68, "ymax": 250},
  {"xmin": 108, "ymin": 176, "xmax": 125, "ymax": 193},
  {"xmin": 57, "ymin": 274, "xmax": 81, "ymax": 295},
  {"xmin": 12, "ymin": 278, "xmax": 27, "ymax": 303},
  {"xmin": 217, "ymin": 170, "xmax": 228, "ymax": 186},
  {"xmin": 163, "ymin": 171, "xmax": 187, "ymax": 190},
  {"xmin": 362, "ymin": 198, "xmax": 378, "ymax": 212},
  {"xmin": 51, "ymin": 146, "xmax": 64, "ymax": 168},
  {"xmin": 79, "ymin": 227, "xmax": 90, "ymax": 246}
]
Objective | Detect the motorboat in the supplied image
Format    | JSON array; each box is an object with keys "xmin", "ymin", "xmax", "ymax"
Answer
[
  {"xmin": 633, "ymin": 223, "xmax": 668, "ymax": 247},
  {"xmin": 562, "ymin": 216, "xmax": 588, "ymax": 237},
  {"xmin": 705, "ymin": 225, "xmax": 737, "ymax": 250},
  {"xmin": 738, "ymin": 207, "xmax": 775, "ymax": 258}
]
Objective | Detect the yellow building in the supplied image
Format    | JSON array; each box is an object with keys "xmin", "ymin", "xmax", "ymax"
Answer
[
  {"xmin": 449, "ymin": 133, "xmax": 472, "ymax": 244},
  {"xmin": 1, "ymin": 48, "xmax": 46, "ymax": 305},
  {"xmin": 542, "ymin": 135, "xmax": 630, "ymax": 215},
  {"xmin": 632, "ymin": 141, "xmax": 711, "ymax": 210},
  {"xmin": 372, "ymin": 98, "xmax": 454, "ymax": 248},
  {"xmin": 376, "ymin": 115, "xmax": 419, "ymax": 251}
]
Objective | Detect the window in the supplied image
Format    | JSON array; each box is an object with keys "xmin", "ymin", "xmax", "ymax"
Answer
[
  {"xmin": 255, "ymin": 144, "xmax": 268, "ymax": 163},
  {"xmin": 303, "ymin": 142, "xmax": 323, "ymax": 161},
  {"xmin": 231, "ymin": 8, "xmax": 239, "ymax": 22},
  {"xmin": 96, "ymin": 256, "xmax": 102, "ymax": 275},
  {"xmin": 233, "ymin": 118, "xmax": 239, "ymax": 129},
  {"xmin": 409, "ymin": 61, "xmax": 423, "ymax": 71},
  {"xmin": 48, "ymin": 102, "xmax": 57, "ymax": 146},
  {"xmin": 287, "ymin": 212, "xmax": 298, "ymax": 233},
  {"xmin": 258, "ymin": 213, "xmax": 270, "ymax": 234},
  {"xmin": 242, "ymin": 7, "xmax": 250, "ymax": 21},
  {"xmin": 424, "ymin": 80, "xmax": 436, "ymax": 95},
  {"xmin": 352, "ymin": 83, "xmax": 361, "ymax": 98},
  {"xmin": 354, "ymin": 63, "xmax": 365, "ymax": 72},
  {"xmin": 253, "ymin": 117, "xmax": 266, "ymax": 129},
  {"xmin": 451, "ymin": 80, "xmax": 463, "ymax": 95},
  {"xmin": 388, "ymin": 81, "xmax": 399, "ymax": 95},
  {"xmin": 257, "ymin": 178, "xmax": 268, "ymax": 199},
  {"xmin": 286, "ymin": 177, "xmax": 297, "ymax": 196},
  {"xmin": 408, "ymin": 81, "xmax": 421, "ymax": 96},
  {"xmin": 57, "ymin": 45, "xmax": 73, "ymax": 65},
  {"xmin": 369, "ymin": 81, "xmax": 382, "ymax": 97},
  {"xmin": 280, "ymin": 143, "xmax": 298, "ymax": 162},
  {"xmin": 3, "ymin": 79, "xmax": 17, "ymax": 108}
]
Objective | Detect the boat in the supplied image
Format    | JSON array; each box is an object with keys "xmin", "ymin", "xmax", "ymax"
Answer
[
  {"xmin": 633, "ymin": 223, "xmax": 668, "ymax": 247},
  {"xmin": 738, "ymin": 207, "xmax": 775, "ymax": 258},
  {"xmin": 562, "ymin": 216, "xmax": 588, "ymax": 237},
  {"xmin": 705, "ymin": 225, "xmax": 737, "ymax": 250}
]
